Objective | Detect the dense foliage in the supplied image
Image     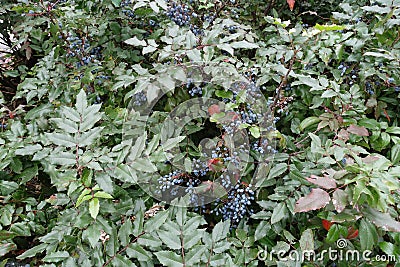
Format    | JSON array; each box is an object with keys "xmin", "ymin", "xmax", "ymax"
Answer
[{"xmin": 1, "ymin": 0, "xmax": 400, "ymax": 266}]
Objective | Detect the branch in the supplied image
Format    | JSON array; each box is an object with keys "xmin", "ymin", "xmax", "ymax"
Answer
[
  {"xmin": 102, "ymin": 231, "xmax": 146, "ymax": 267},
  {"xmin": 270, "ymin": 49, "xmax": 298, "ymax": 113}
]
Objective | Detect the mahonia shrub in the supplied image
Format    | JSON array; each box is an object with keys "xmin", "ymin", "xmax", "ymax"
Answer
[{"xmin": 0, "ymin": 0, "xmax": 400, "ymax": 266}]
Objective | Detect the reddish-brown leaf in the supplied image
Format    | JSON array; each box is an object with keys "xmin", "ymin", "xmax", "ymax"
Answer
[
  {"xmin": 322, "ymin": 219, "xmax": 333, "ymax": 231},
  {"xmin": 287, "ymin": 0, "xmax": 295, "ymax": 11},
  {"xmin": 306, "ymin": 175, "xmax": 337, "ymax": 189},
  {"xmin": 346, "ymin": 227, "xmax": 359, "ymax": 239},
  {"xmin": 294, "ymin": 188, "xmax": 330, "ymax": 213},
  {"xmin": 208, "ymin": 104, "xmax": 220, "ymax": 116},
  {"xmin": 347, "ymin": 124, "xmax": 369, "ymax": 136}
]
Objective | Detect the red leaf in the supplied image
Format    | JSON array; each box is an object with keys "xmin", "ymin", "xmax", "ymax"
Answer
[
  {"xmin": 208, "ymin": 104, "xmax": 220, "ymax": 116},
  {"xmin": 322, "ymin": 219, "xmax": 333, "ymax": 231},
  {"xmin": 207, "ymin": 158, "xmax": 224, "ymax": 172},
  {"xmin": 306, "ymin": 175, "xmax": 337, "ymax": 189},
  {"xmin": 294, "ymin": 188, "xmax": 330, "ymax": 213},
  {"xmin": 347, "ymin": 124, "xmax": 369, "ymax": 136},
  {"xmin": 287, "ymin": 0, "xmax": 295, "ymax": 11},
  {"xmin": 346, "ymin": 227, "xmax": 359, "ymax": 239}
]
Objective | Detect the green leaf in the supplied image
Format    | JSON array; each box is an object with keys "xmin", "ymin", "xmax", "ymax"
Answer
[
  {"xmin": 49, "ymin": 152, "xmax": 76, "ymax": 165},
  {"xmin": 255, "ymin": 221, "xmax": 270, "ymax": 241},
  {"xmin": 111, "ymin": 0, "xmax": 122, "ymax": 7},
  {"xmin": 391, "ymin": 144, "xmax": 400, "ymax": 165},
  {"xmin": 326, "ymin": 224, "xmax": 342, "ymax": 243},
  {"xmin": 113, "ymin": 255, "xmax": 136, "ymax": 266},
  {"xmin": 89, "ymin": 198, "xmax": 100, "ymax": 220},
  {"xmin": 161, "ymin": 136, "xmax": 185, "ymax": 151},
  {"xmin": 183, "ymin": 229, "xmax": 204, "ymax": 249},
  {"xmin": 131, "ymin": 158, "xmax": 157, "ymax": 173},
  {"xmin": 321, "ymin": 90, "xmax": 337, "ymax": 98},
  {"xmin": 0, "ymin": 181, "xmax": 18, "ymax": 195},
  {"xmin": 125, "ymin": 37, "xmax": 147, "ymax": 46},
  {"xmin": 143, "ymin": 45, "xmax": 158, "ymax": 55},
  {"xmin": 93, "ymin": 191, "xmax": 113, "ymax": 199},
  {"xmin": 144, "ymin": 210, "xmax": 168, "ymax": 232},
  {"xmin": 185, "ymin": 245, "xmax": 207, "ymax": 266},
  {"xmin": 83, "ymin": 223, "xmax": 101, "ymax": 248},
  {"xmin": 212, "ymin": 220, "xmax": 230, "ymax": 242},
  {"xmin": 18, "ymin": 165, "xmax": 38, "ymax": 184},
  {"xmin": 292, "ymin": 75, "xmax": 325, "ymax": 91},
  {"xmin": 299, "ymin": 229, "xmax": 314, "ymax": 251},
  {"xmin": 359, "ymin": 219, "xmax": 378, "ymax": 251},
  {"xmin": 386, "ymin": 126, "xmax": 400, "ymax": 134},
  {"xmin": 128, "ymin": 134, "xmax": 147, "ymax": 161},
  {"xmin": 60, "ymin": 107, "xmax": 81, "ymax": 122},
  {"xmin": 362, "ymin": 206, "xmax": 400, "ymax": 232},
  {"xmin": 10, "ymin": 223, "xmax": 30, "ymax": 236},
  {"xmin": 230, "ymin": 41, "xmax": 259, "ymax": 49},
  {"xmin": 314, "ymin": 23, "xmax": 345, "ymax": 31},
  {"xmin": 236, "ymin": 229, "xmax": 247, "ymax": 242},
  {"xmin": 82, "ymin": 169, "xmax": 93, "ymax": 187},
  {"xmin": 16, "ymin": 243, "xmax": 47, "ymax": 259},
  {"xmin": 126, "ymin": 243, "xmax": 152, "ymax": 261},
  {"xmin": 250, "ymin": 126, "xmax": 260, "ymax": 138},
  {"xmin": 332, "ymin": 189, "xmax": 348, "ymax": 213},
  {"xmin": 267, "ymin": 163, "xmax": 287, "ymax": 179},
  {"xmin": 0, "ymin": 243, "xmax": 16, "ymax": 257},
  {"xmin": 76, "ymin": 89, "xmax": 88, "ymax": 115},
  {"xmin": 154, "ymin": 251, "xmax": 183, "ymax": 267},
  {"xmin": 215, "ymin": 90, "xmax": 233, "ymax": 98},
  {"xmin": 358, "ymin": 118, "xmax": 380, "ymax": 131},
  {"xmin": 50, "ymin": 118, "xmax": 78, "ymax": 133},
  {"xmin": 271, "ymin": 202, "xmax": 287, "ymax": 224},
  {"xmin": 378, "ymin": 242, "xmax": 395, "ymax": 256},
  {"xmin": 118, "ymin": 219, "xmax": 133, "ymax": 246},
  {"xmin": 175, "ymin": 206, "xmax": 187, "ymax": 227},
  {"xmin": 45, "ymin": 133, "xmax": 76, "ymax": 147},
  {"xmin": 76, "ymin": 188, "xmax": 91, "ymax": 207},
  {"xmin": 79, "ymin": 112, "xmax": 103, "ymax": 133},
  {"xmin": 15, "ymin": 144, "xmax": 43, "ymax": 156},
  {"xmin": 137, "ymin": 233, "xmax": 162, "ymax": 248},
  {"xmin": 95, "ymin": 173, "xmax": 114, "ymax": 194},
  {"xmin": 299, "ymin": 117, "xmax": 320, "ymax": 131},
  {"xmin": 157, "ymin": 230, "xmax": 181, "ymax": 249},
  {"xmin": 43, "ymin": 251, "xmax": 70, "ymax": 262}
]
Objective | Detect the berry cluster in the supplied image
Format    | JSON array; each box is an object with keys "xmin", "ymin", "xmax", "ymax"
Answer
[
  {"xmin": 166, "ymin": 2, "xmax": 193, "ymax": 26},
  {"xmin": 338, "ymin": 62, "xmax": 359, "ymax": 85},
  {"xmin": 132, "ymin": 91, "xmax": 147, "ymax": 106},
  {"xmin": 165, "ymin": 1, "xmax": 204, "ymax": 36},
  {"xmin": 66, "ymin": 34, "xmax": 102, "ymax": 68},
  {"xmin": 212, "ymin": 183, "xmax": 255, "ymax": 225},
  {"xmin": 120, "ymin": 0, "xmax": 135, "ymax": 18},
  {"xmin": 186, "ymin": 79, "xmax": 203, "ymax": 96},
  {"xmin": 96, "ymin": 75, "xmax": 110, "ymax": 85},
  {"xmin": 156, "ymin": 169, "xmax": 204, "ymax": 205}
]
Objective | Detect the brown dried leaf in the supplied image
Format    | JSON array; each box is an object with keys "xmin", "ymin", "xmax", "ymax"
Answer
[
  {"xmin": 306, "ymin": 175, "xmax": 337, "ymax": 189},
  {"xmin": 287, "ymin": 0, "xmax": 295, "ymax": 11},
  {"xmin": 347, "ymin": 124, "xmax": 369, "ymax": 136},
  {"xmin": 294, "ymin": 188, "xmax": 330, "ymax": 213}
]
